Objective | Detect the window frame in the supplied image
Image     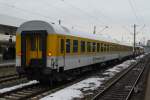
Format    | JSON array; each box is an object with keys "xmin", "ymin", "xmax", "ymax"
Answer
[
  {"xmin": 92, "ymin": 42, "xmax": 96, "ymax": 52},
  {"xmin": 60, "ymin": 39, "xmax": 64, "ymax": 53},
  {"xmin": 66, "ymin": 39, "xmax": 71, "ymax": 53},
  {"xmin": 81, "ymin": 40, "xmax": 86, "ymax": 53},
  {"xmin": 101, "ymin": 43, "xmax": 103, "ymax": 52},
  {"xmin": 87, "ymin": 42, "xmax": 91, "ymax": 52},
  {"xmin": 73, "ymin": 40, "xmax": 78, "ymax": 53}
]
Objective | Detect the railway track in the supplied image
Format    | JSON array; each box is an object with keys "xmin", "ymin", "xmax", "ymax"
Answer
[
  {"xmin": 0, "ymin": 82, "xmax": 50, "ymax": 100},
  {"xmin": 0, "ymin": 74, "xmax": 26, "ymax": 85},
  {"xmin": 30, "ymin": 58, "xmax": 139, "ymax": 99},
  {"xmin": 0, "ymin": 74, "xmax": 23, "ymax": 84},
  {"xmin": 0, "ymin": 56, "xmax": 144, "ymax": 100},
  {"xmin": 0, "ymin": 61, "xmax": 119, "ymax": 100},
  {"xmin": 0, "ymin": 74, "xmax": 28, "ymax": 90},
  {"xmin": 0, "ymin": 63, "xmax": 15, "ymax": 69},
  {"xmin": 0, "ymin": 65, "xmax": 16, "ymax": 78},
  {"xmin": 0, "ymin": 64, "xmax": 25, "ymax": 86},
  {"xmin": 0, "ymin": 71, "xmax": 98, "ymax": 100},
  {"xmin": 91, "ymin": 55, "xmax": 149, "ymax": 100}
]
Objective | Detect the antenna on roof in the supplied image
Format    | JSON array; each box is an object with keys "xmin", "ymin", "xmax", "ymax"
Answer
[{"xmin": 93, "ymin": 25, "xmax": 96, "ymax": 34}]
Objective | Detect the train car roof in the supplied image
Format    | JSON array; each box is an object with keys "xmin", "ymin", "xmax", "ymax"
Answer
[{"xmin": 17, "ymin": 20, "xmax": 131, "ymax": 46}]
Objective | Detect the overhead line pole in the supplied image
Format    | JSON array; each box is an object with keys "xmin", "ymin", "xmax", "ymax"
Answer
[{"xmin": 133, "ymin": 24, "xmax": 136, "ymax": 55}]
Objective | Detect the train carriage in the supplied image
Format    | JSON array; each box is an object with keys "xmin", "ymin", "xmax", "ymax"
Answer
[{"xmin": 16, "ymin": 20, "xmax": 136, "ymax": 82}]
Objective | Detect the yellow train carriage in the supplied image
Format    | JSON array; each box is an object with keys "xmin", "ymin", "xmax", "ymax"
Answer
[{"xmin": 16, "ymin": 20, "xmax": 134, "ymax": 82}]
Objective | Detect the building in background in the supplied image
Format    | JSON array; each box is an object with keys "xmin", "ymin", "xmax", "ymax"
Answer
[{"xmin": 147, "ymin": 40, "xmax": 150, "ymax": 46}]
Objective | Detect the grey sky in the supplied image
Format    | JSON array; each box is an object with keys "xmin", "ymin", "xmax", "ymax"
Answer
[{"xmin": 0, "ymin": 0, "xmax": 149, "ymax": 45}]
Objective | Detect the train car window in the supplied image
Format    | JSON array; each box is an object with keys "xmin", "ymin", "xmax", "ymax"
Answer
[
  {"xmin": 114, "ymin": 45, "xmax": 116, "ymax": 51},
  {"xmin": 116, "ymin": 45, "xmax": 118, "ymax": 51},
  {"xmin": 101, "ymin": 43, "xmax": 103, "ymax": 52},
  {"xmin": 111, "ymin": 45, "xmax": 113, "ymax": 51},
  {"xmin": 60, "ymin": 39, "xmax": 64, "ymax": 53},
  {"xmin": 104, "ymin": 44, "xmax": 106, "ymax": 52},
  {"xmin": 107, "ymin": 44, "xmax": 109, "ymax": 52},
  {"xmin": 110, "ymin": 45, "xmax": 112, "ymax": 52},
  {"xmin": 66, "ymin": 39, "xmax": 70, "ymax": 53},
  {"xmin": 97, "ymin": 43, "xmax": 100, "ymax": 52},
  {"xmin": 73, "ymin": 40, "xmax": 78, "ymax": 53},
  {"xmin": 106, "ymin": 44, "xmax": 107, "ymax": 52},
  {"xmin": 92, "ymin": 42, "xmax": 96, "ymax": 52},
  {"xmin": 31, "ymin": 36, "xmax": 36, "ymax": 50},
  {"xmin": 105, "ymin": 44, "xmax": 107, "ymax": 52},
  {"xmin": 115, "ymin": 45, "xmax": 117, "ymax": 51},
  {"xmin": 87, "ymin": 42, "xmax": 91, "ymax": 52},
  {"xmin": 81, "ymin": 41, "xmax": 85, "ymax": 52}
]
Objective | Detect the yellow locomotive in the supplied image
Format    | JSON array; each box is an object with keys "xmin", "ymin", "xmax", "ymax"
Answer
[{"xmin": 16, "ymin": 20, "xmax": 142, "ymax": 82}]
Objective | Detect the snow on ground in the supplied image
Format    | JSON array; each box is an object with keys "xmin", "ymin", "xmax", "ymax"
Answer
[
  {"xmin": 0, "ymin": 80, "xmax": 38, "ymax": 93},
  {"xmin": 136, "ymin": 54, "xmax": 145, "ymax": 60},
  {"xmin": 103, "ymin": 60, "xmax": 136, "ymax": 78},
  {"xmin": 41, "ymin": 59, "xmax": 140, "ymax": 100},
  {"xmin": 41, "ymin": 78, "xmax": 105, "ymax": 100}
]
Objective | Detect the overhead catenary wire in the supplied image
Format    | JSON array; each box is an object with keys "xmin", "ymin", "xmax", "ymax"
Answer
[
  {"xmin": 137, "ymin": 24, "xmax": 145, "ymax": 34},
  {"xmin": 60, "ymin": 0, "xmax": 108, "ymax": 27},
  {"xmin": 85, "ymin": 0, "xmax": 114, "ymax": 24},
  {"xmin": 0, "ymin": 2, "xmax": 55, "ymax": 23},
  {"xmin": 128, "ymin": 0, "xmax": 140, "ymax": 24},
  {"xmin": 128, "ymin": 0, "xmax": 148, "ymax": 45},
  {"xmin": 132, "ymin": 0, "xmax": 146, "ymax": 25},
  {"xmin": 42, "ymin": 0, "xmax": 99, "ymax": 31},
  {"xmin": 122, "ymin": 26, "xmax": 132, "ymax": 34},
  {"xmin": 0, "ymin": 1, "xmax": 103, "ymax": 34}
]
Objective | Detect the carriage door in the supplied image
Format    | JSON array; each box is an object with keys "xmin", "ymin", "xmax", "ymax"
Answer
[
  {"xmin": 59, "ymin": 37, "xmax": 65, "ymax": 69},
  {"xmin": 21, "ymin": 31, "xmax": 47, "ymax": 67},
  {"xmin": 30, "ymin": 33, "xmax": 42, "ymax": 59}
]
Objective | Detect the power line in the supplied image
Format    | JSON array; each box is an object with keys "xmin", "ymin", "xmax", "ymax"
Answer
[
  {"xmin": 85, "ymin": 0, "xmax": 113, "ymax": 23},
  {"xmin": 122, "ymin": 26, "xmax": 132, "ymax": 34},
  {"xmin": 0, "ymin": 2, "xmax": 55, "ymax": 22},
  {"xmin": 137, "ymin": 24, "xmax": 145, "ymax": 34},
  {"xmin": 128, "ymin": 0, "xmax": 140, "ymax": 24},
  {"xmin": 60, "ymin": 0, "xmax": 107, "ymax": 26},
  {"xmin": 132, "ymin": 0, "xmax": 145, "ymax": 25}
]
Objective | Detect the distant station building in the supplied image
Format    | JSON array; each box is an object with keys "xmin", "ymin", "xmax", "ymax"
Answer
[
  {"xmin": 147, "ymin": 40, "xmax": 150, "ymax": 46},
  {"xmin": 0, "ymin": 24, "xmax": 17, "ymax": 35},
  {"xmin": 143, "ymin": 40, "xmax": 150, "ymax": 53},
  {"xmin": 0, "ymin": 15, "xmax": 25, "ymax": 60},
  {"xmin": 0, "ymin": 24, "xmax": 17, "ymax": 61}
]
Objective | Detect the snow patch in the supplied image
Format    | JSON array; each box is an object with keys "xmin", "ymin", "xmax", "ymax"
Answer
[
  {"xmin": 103, "ymin": 60, "xmax": 136, "ymax": 77},
  {"xmin": 136, "ymin": 54, "xmax": 145, "ymax": 59},
  {"xmin": 0, "ymin": 80, "xmax": 38, "ymax": 93},
  {"xmin": 41, "ymin": 78, "xmax": 104, "ymax": 100},
  {"xmin": 40, "ymin": 59, "xmax": 139, "ymax": 100}
]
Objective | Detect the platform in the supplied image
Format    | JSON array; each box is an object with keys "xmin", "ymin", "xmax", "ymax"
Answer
[
  {"xmin": 0, "ymin": 60, "xmax": 15, "ymax": 67},
  {"xmin": 144, "ymin": 68, "xmax": 150, "ymax": 100}
]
